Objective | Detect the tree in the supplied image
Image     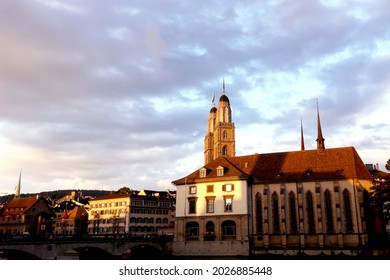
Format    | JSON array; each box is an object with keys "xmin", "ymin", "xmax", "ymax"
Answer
[
  {"xmin": 386, "ymin": 158, "xmax": 390, "ymax": 172},
  {"xmin": 368, "ymin": 166, "xmax": 390, "ymax": 247},
  {"xmin": 116, "ymin": 186, "xmax": 131, "ymax": 195}
]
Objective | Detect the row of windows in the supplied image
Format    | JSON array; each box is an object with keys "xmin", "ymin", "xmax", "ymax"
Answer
[
  {"xmin": 91, "ymin": 201, "xmax": 173, "ymax": 208},
  {"xmin": 131, "ymin": 200, "xmax": 172, "ymax": 207},
  {"xmin": 189, "ymin": 184, "xmax": 234, "ymax": 195},
  {"xmin": 255, "ymin": 189, "xmax": 354, "ymax": 234},
  {"xmin": 188, "ymin": 196, "xmax": 234, "ymax": 214},
  {"xmin": 88, "ymin": 226, "xmax": 164, "ymax": 234},
  {"xmin": 88, "ymin": 218, "xmax": 126, "ymax": 225},
  {"xmin": 129, "ymin": 217, "xmax": 169, "ymax": 224},
  {"xmin": 129, "ymin": 226, "xmax": 161, "ymax": 233},
  {"xmin": 185, "ymin": 220, "xmax": 236, "ymax": 241},
  {"xmin": 89, "ymin": 226, "xmax": 126, "ymax": 234},
  {"xmin": 91, "ymin": 201, "xmax": 128, "ymax": 208},
  {"xmin": 88, "ymin": 217, "xmax": 170, "ymax": 225},
  {"xmin": 93, "ymin": 208, "xmax": 126, "ymax": 215},
  {"xmin": 130, "ymin": 208, "xmax": 169, "ymax": 215},
  {"xmin": 54, "ymin": 222, "xmax": 75, "ymax": 227},
  {"xmin": 0, "ymin": 216, "xmax": 22, "ymax": 222},
  {"xmin": 3, "ymin": 207, "xmax": 24, "ymax": 212}
]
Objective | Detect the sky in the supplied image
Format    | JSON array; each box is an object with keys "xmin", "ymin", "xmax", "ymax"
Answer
[{"xmin": 1, "ymin": 0, "xmax": 390, "ymax": 195}]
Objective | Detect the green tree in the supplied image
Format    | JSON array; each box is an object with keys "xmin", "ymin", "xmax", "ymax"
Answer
[{"xmin": 116, "ymin": 186, "xmax": 131, "ymax": 194}]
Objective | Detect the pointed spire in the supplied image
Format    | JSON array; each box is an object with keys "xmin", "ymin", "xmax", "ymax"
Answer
[
  {"xmin": 211, "ymin": 93, "xmax": 215, "ymax": 105},
  {"xmin": 222, "ymin": 78, "xmax": 225, "ymax": 94},
  {"xmin": 15, "ymin": 170, "xmax": 21, "ymax": 198},
  {"xmin": 301, "ymin": 117, "xmax": 305, "ymax": 151},
  {"xmin": 316, "ymin": 98, "xmax": 325, "ymax": 151}
]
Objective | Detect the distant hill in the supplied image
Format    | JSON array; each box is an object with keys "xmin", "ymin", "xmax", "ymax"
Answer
[{"xmin": 0, "ymin": 189, "xmax": 112, "ymax": 204}]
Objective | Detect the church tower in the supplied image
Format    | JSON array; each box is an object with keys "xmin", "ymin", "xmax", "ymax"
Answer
[{"xmin": 204, "ymin": 81, "xmax": 235, "ymax": 165}]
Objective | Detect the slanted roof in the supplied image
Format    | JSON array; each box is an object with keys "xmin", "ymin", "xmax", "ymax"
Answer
[
  {"xmin": 0, "ymin": 197, "xmax": 39, "ymax": 216},
  {"xmin": 172, "ymin": 147, "xmax": 372, "ymax": 185},
  {"xmin": 89, "ymin": 193, "xmax": 130, "ymax": 202},
  {"xmin": 63, "ymin": 207, "xmax": 88, "ymax": 220}
]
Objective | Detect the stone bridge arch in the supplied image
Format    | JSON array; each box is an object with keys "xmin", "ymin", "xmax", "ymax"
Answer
[
  {"xmin": 0, "ymin": 249, "xmax": 41, "ymax": 260},
  {"xmin": 0, "ymin": 239, "xmax": 171, "ymax": 259}
]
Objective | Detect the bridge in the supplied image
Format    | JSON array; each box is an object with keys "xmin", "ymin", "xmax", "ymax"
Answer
[{"xmin": 0, "ymin": 236, "xmax": 173, "ymax": 260}]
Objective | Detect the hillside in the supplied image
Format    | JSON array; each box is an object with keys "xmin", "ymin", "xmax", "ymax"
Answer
[{"xmin": 0, "ymin": 189, "xmax": 112, "ymax": 204}]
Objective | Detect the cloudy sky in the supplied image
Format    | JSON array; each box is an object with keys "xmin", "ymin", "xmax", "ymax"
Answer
[{"xmin": 1, "ymin": 0, "xmax": 390, "ymax": 195}]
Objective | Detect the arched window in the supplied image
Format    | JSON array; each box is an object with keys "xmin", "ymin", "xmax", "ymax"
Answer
[
  {"xmin": 289, "ymin": 192, "xmax": 298, "ymax": 233},
  {"xmin": 255, "ymin": 193, "xmax": 263, "ymax": 234},
  {"xmin": 222, "ymin": 145, "xmax": 228, "ymax": 156},
  {"xmin": 130, "ymin": 217, "xmax": 136, "ymax": 223},
  {"xmin": 137, "ymin": 217, "xmax": 143, "ymax": 224},
  {"xmin": 143, "ymin": 217, "xmax": 149, "ymax": 223},
  {"xmin": 156, "ymin": 218, "xmax": 162, "ymax": 224},
  {"xmin": 223, "ymin": 130, "xmax": 228, "ymax": 140},
  {"xmin": 324, "ymin": 190, "xmax": 334, "ymax": 233},
  {"xmin": 272, "ymin": 192, "xmax": 280, "ymax": 233},
  {"xmin": 221, "ymin": 220, "xmax": 236, "ymax": 240},
  {"xmin": 185, "ymin": 221, "xmax": 199, "ymax": 240},
  {"xmin": 306, "ymin": 191, "xmax": 315, "ymax": 233},
  {"xmin": 343, "ymin": 189, "xmax": 353, "ymax": 232},
  {"xmin": 204, "ymin": 221, "xmax": 215, "ymax": 241}
]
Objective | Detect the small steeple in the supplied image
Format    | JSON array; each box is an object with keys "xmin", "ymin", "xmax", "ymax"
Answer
[
  {"xmin": 301, "ymin": 118, "xmax": 305, "ymax": 151},
  {"xmin": 222, "ymin": 78, "xmax": 225, "ymax": 94},
  {"xmin": 316, "ymin": 99, "xmax": 325, "ymax": 151}
]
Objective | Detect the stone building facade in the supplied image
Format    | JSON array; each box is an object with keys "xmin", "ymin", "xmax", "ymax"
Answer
[{"xmin": 172, "ymin": 85, "xmax": 373, "ymax": 257}]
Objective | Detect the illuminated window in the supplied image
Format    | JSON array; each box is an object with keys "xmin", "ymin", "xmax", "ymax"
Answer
[
  {"xmin": 224, "ymin": 196, "xmax": 233, "ymax": 212},
  {"xmin": 189, "ymin": 186, "xmax": 197, "ymax": 194},
  {"xmin": 222, "ymin": 184, "xmax": 234, "ymax": 192},
  {"xmin": 217, "ymin": 166, "xmax": 224, "ymax": 176}
]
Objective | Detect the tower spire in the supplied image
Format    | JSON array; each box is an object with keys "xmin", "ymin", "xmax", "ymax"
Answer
[
  {"xmin": 301, "ymin": 117, "xmax": 305, "ymax": 151},
  {"xmin": 222, "ymin": 78, "xmax": 225, "ymax": 94},
  {"xmin": 15, "ymin": 170, "xmax": 22, "ymax": 198},
  {"xmin": 316, "ymin": 98, "xmax": 325, "ymax": 151}
]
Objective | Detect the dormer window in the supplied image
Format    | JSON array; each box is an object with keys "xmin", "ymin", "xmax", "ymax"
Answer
[
  {"xmin": 217, "ymin": 166, "xmax": 225, "ymax": 176},
  {"xmin": 199, "ymin": 168, "xmax": 207, "ymax": 178}
]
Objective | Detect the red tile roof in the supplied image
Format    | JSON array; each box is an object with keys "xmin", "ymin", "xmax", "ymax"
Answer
[
  {"xmin": 0, "ymin": 197, "xmax": 39, "ymax": 216},
  {"xmin": 62, "ymin": 207, "xmax": 88, "ymax": 220},
  {"xmin": 172, "ymin": 147, "xmax": 373, "ymax": 185}
]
